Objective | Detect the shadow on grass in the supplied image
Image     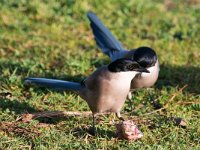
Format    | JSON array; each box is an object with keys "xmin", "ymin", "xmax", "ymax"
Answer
[
  {"xmin": 72, "ymin": 126, "xmax": 115, "ymax": 139},
  {"xmin": 157, "ymin": 64, "xmax": 200, "ymax": 94},
  {"xmin": 32, "ymin": 115, "xmax": 115, "ymax": 139},
  {"xmin": 0, "ymin": 61, "xmax": 30, "ymax": 76},
  {"xmin": 0, "ymin": 97, "xmax": 38, "ymax": 114}
]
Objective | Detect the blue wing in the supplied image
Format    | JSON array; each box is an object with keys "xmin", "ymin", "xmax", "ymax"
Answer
[{"xmin": 87, "ymin": 11, "xmax": 127, "ymax": 61}]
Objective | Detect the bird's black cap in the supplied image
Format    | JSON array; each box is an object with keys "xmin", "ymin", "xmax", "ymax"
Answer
[
  {"xmin": 108, "ymin": 58, "xmax": 149, "ymax": 73},
  {"xmin": 133, "ymin": 47, "xmax": 157, "ymax": 68}
]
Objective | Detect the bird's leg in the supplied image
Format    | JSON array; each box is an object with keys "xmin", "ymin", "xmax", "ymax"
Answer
[
  {"xmin": 115, "ymin": 112, "xmax": 125, "ymax": 121},
  {"xmin": 127, "ymin": 91, "xmax": 132, "ymax": 100},
  {"xmin": 127, "ymin": 91, "xmax": 134, "ymax": 111},
  {"xmin": 92, "ymin": 113, "xmax": 96, "ymax": 135},
  {"xmin": 89, "ymin": 113, "xmax": 96, "ymax": 136}
]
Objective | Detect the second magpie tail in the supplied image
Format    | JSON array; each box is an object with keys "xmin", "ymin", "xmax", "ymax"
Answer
[{"xmin": 87, "ymin": 11, "xmax": 127, "ymax": 61}]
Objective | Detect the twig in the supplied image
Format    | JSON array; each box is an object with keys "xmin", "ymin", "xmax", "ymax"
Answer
[
  {"xmin": 177, "ymin": 101, "xmax": 200, "ymax": 105},
  {"xmin": 164, "ymin": 84, "xmax": 188, "ymax": 108},
  {"xmin": 20, "ymin": 111, "xmax": 110, "ymax": 122}
]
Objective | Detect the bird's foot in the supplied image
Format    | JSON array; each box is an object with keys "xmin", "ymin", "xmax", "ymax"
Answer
[
  {"xmin": 116, "ymin": 112, "xmax": 125, "ymax": 121},
  {"xmin": 88, "ymin": 126, "xmax": 96, "ymax": 136}
]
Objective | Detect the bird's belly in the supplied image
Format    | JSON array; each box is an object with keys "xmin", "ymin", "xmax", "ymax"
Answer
[
  {"xmin": 95, "ymin": 96, "xmax": 127, "ymax": 114},
  {"xmin": 86, "ymin": 87, "xmax": 129, "ymax": 114},
  {"xmin": 131, "ymin": 76, "xmax": 157, "ymax": 88}
]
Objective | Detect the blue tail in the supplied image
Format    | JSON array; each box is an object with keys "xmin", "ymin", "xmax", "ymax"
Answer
[
  {"xmin": 87, "ymin": 11, "xmax": 127, "ymax": 61},
  {"xmin": 24, "ymin": 78, "xmax": 83, "ymax": 91}
]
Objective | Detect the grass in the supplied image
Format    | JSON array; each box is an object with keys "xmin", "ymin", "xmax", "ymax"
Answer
[{"xmin": 0, "ymin": 0, "xmax": 200, "ymax": 149}]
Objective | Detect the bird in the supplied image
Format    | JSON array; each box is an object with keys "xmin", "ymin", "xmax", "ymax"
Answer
[
  {"xmin": 87, "ymin": 12, "xmax": 160, "ymax": 98},
  {"xmin": 24, "ymin": 58, "xmax": 149, "ymax": 134}
]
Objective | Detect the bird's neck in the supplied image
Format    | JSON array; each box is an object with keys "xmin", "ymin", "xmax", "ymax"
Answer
[{"xmin": 108, "ymin": 69, "xmax": 138, "ymax": 81}]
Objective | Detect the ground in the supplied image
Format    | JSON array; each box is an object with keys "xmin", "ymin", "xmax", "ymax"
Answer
[{"xmin": 0, "ymin": 0, "xmax": 200, "ymax": 149}]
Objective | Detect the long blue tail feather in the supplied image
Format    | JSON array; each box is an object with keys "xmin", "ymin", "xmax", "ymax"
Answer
[{"xmin": 24, "ymin": 78, "xmax": 83, "ymax": 91}]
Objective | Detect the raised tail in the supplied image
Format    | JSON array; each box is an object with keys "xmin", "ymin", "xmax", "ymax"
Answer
[
  {"xmin": 24, "ymin": 78, "xmax": 83, "ymax": 91},
  {"xmin": 87, "ymin": 11, "xmax": 127, "ymax": 61}
]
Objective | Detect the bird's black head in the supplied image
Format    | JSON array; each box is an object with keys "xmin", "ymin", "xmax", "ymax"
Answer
[
  {"xmin": 132, "ymin": 47, "xmax": 157, "ymax": 68},
  {"xmin": 108, "ymin": 58, "xmax": 150, "ymax": 73}
]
